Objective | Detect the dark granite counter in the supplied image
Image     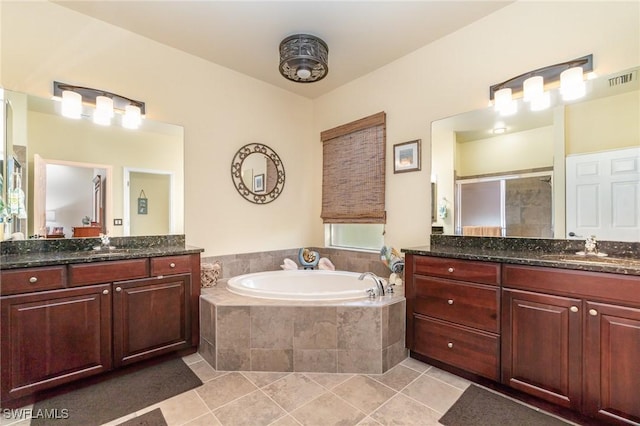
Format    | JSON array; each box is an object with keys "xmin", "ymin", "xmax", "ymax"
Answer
[
  {"xmin": 402, "ymin": 235, "xmax": 640, "ymax": 276},
  {"xmin": 0, "ymin": 235, "xmax": 203, "ymax": 269}
]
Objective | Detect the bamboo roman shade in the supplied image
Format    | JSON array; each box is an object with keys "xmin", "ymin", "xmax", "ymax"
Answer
[{"xmin": 320, "ymin": 112, "xmax": 386, "ymax": 224}]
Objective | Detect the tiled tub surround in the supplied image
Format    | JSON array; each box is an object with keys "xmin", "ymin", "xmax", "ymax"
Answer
[{"xmin": 200, "ymin": 283, "xmax": 407, "ymax": 374}]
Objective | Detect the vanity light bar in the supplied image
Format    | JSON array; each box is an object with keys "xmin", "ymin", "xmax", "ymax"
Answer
[{"xmin": 53, "ymin": 81, "xmax": 146, "ymax": 127}]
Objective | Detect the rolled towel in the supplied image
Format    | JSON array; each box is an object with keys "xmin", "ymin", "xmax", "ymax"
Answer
[
  {"xmin": 318, "ymin": 257, "xmax": 335, "ymax": 271},
  {"xmin": 280, "ymin": 258, "xmax": 298, "ymax": 270}
]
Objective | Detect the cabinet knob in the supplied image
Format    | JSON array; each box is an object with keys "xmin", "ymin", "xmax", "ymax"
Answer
[
  {"xmin": 570, "ymin": 306, "xmax": 579, "ymax": 313},
  {"xmin": 447, "ymin": 299, "xmax": 454, "ymax": 305},
  {"xmin": 447, "ymin": 267, "xmax": 454, "ymax": 273},
  {"xmin": 102, "ymin": 289, "xmax": 109, "ymax": 295},
  {"xmin": 447, "ymin": 342, "xmax": 454, "ymax": 349},
  {"xmin": 115, "ymin": 287, "xmax": 122, "ymax": 292},
  {"xmin": 169, "ymin": 263, "xmax": 176, "ymax": 268},
  {"xmin": 29, "ymin": 276, "xmax": 38, "ymax": 284},
  {"xmin": 589, "ymin": 309, "xmax": 598, "ymax": 316}
]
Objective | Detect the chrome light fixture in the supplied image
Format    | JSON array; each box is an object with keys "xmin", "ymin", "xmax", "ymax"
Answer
[
  {"xmin": 490, "ymin": 54, "xmax": 593, "ymax": 114},
  {"xmin": 53, "ymin": 81, "xmax": 146, "ymax": 129},
  {"xmin": 279, "ymin": 34, "xmax": 329, "ymax": 83}
]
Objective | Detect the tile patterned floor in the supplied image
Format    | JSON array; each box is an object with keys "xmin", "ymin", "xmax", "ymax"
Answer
[{"xmin": 3, "ymin": 354, "xmax": 573, "ymax": 426}]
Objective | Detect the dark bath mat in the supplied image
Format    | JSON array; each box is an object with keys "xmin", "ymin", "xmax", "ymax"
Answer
[
  {"xmin": 439, "ymin": 384, "xmax": 572, "ymax": 426},
  {"xmin": 31, "ymin": 357, "xmax": 202, "ymax": 426},
  {"xmin": 116, "ymin": 408, "xmax": 168, "ymax": 426}
]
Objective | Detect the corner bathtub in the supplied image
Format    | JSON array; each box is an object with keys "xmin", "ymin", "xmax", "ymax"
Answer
[{"xmin": 226, "ymin": 269, "xmax": 373, "ymax": 300}]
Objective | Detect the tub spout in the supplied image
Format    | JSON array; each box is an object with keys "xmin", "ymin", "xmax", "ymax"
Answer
[{"xmin": 359, "ymin": 272, "xmax": 385, "ymax": 296}]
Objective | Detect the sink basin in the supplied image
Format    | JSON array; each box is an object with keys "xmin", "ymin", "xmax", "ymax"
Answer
[
  {"xmin": 540, "ymin": 254, "xmax": 639, "ymax": 266},
  {"xmin": 90, "ymin": 247, "xmax": 138, "ymax": 254}
]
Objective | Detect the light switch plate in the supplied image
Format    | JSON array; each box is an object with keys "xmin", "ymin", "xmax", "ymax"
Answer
[{"xmin": 114, "ymin": 219, "xmax": 123, "ymax": 226}]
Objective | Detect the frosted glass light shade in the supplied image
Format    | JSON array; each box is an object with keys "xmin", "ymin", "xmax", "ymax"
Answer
[
  {"xmin": 93, "ymin": 95, "xmax": 114, "ymax": 125},
  {"xmin": 494, "ymin": 88, "xmax": 517, "ymax": 116},
  {"xmin": 523, "ymin": 76, "xmax": 543, "ymax": 102},
  {"xmin": 61, "ymin": 90, "xmax": 82, "ymax": 119},
  {"xmin": 122, "ymin": 105, "xmax": 142, "ymax": 129},
  {"xmin": 560, "ymin": 67, "xmax": 586, "ymax": 101}
]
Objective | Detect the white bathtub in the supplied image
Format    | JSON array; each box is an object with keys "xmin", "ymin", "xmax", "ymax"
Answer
[{"xmin": 226, "ymin": 270, "xmax": 374, "ymax": 300}]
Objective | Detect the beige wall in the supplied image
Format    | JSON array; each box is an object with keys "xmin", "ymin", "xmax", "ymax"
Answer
[
  {"xmin": 313, "ymin": 1, "xmax": 639, "ymax": 249},
  {"xmin": 2, "ymin": 1, "xmax": 639, "ymax": 254}
]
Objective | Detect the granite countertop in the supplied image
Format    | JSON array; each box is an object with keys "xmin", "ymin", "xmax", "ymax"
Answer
[
  {"xmin": 0, "ymin": 245, "xmax": 204, "ymax": 270},
  {"xmin": 402, "ymin": 245, "xmax": 640, "ymax": 276}
]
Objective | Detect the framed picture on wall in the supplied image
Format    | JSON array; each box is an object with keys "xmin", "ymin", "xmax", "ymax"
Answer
[
  {"xmin": 253, "ymin": 174, "xmax": 265, "ymax": 193},
  {"xmin": 393, "ymin": 139, "xmax": 421, "ymax": 173}
]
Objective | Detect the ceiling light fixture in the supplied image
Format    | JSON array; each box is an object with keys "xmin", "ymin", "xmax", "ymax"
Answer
[
  {"xmin": 53, "ymin": 81, "xmax": 146, "ymax": 129},
  {"xmin": 490, "ymin": 54, "xmax": 593, "ymax": 112},
  {"xmin": 279, "ymin": 34, "xmax": 329, "ymax": 83}
]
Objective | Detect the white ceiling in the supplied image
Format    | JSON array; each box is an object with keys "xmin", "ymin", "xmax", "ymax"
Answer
[{"xmin": 55, "ymin": 1, "xmax": 512, "ymax": 99}]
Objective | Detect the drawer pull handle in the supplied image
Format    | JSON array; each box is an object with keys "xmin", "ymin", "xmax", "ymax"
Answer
[
  {"xmin": 589, "ymin": 309, "xmax": 598, "ymax": 316},
  {"xmin": 102, "ymin": 289, "xmax": 109, "ymax": 295},
  {"xmin": 115, "ymin": 287, "xmax": 122, "ymax": 292},
  {"xmin": 447, "ymin": 299, "xmax": 454, "ymax": 305},
  {"xmin": 447, "ymin": 267, "xmax": 454, "ymax": 273},
  {"xmin": 447, "ymin": 342, "xmax": 454, "ymax": 349},
  {"xmin": 29, "ymin": 277, "xmax": 38, "ymax": 284},
  {"xmin": 570, "ymin": 306, "xmax": 579, "ymax": 313},
  {"xmin": 170, "ymin": 263, "xmax": 176, "ymax": 268}
]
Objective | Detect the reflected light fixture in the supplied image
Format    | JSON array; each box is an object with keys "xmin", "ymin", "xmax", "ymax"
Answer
[
  {"xmin": 494, "ymin": 88, "xmax": 517, "ymax": 116},
  {"xmin": 490, "ymin": 54, "xmax": 592, "ymax": 113},
  {"xmin": 279, "ymin": 34, "xmax": 329, "ymax": 83},
  {"xmin": 54, "ymin": 81, "xmax": 145, "ymax": 129}
]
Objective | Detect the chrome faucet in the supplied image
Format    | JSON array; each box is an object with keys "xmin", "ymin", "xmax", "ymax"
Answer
[
  {"xmin": 359, "ymin": 272, "xmax": 386, "ymax": 297},
  {"xmin": 584, "ymin": 235, "xmax": 598, "ymax": 255},
  {"xmin": 99, "ymin": 233, "xmax": 110, "ymax": 248}
]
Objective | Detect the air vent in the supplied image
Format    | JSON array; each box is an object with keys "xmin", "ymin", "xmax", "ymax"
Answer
[{"xmin": 608, "ymin": 71, "xmax": 635, "ymax": 87}]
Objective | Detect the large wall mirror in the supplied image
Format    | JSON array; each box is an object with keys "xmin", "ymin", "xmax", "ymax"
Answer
[
  {"xmin": 1, "ymin": 89, "xmax": 184, "ymax": 239},
  {"xmin": 432, "ymin": 66, "xmax": 639, "ymax": 242},
  {"xmin": 231, "ymin": 143, "xmax": 285, "ymax": 204}
]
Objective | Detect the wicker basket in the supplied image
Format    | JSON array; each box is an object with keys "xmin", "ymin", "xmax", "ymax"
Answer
[{"xmin": 201, "ymin": 262, "xmax": 221, "ymax": 288}]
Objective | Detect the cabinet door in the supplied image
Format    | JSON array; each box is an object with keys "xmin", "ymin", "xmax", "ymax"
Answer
[
  {"xmin": 501, "ymin": 289, "xmax": 582, "ymax": 410},
  {"xmin": 113, "ymin": 274, "xmax": 191, "ymax": 367},
  {"xmin": 585, "ymin": 302, "xmax": 640, "ymax": 424},
  {"xmin": 0, "ymin": 285, "xmax": 112, "ymax": 401}
]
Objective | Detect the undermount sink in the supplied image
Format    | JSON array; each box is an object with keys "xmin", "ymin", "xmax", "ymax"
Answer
[
  {"xmin": 540, "ymin": 253, "xmax": 638, "ymax": 265},
  {"xmin": 91, "ymin": 246, "xmax": 137, "ymax": 254}
]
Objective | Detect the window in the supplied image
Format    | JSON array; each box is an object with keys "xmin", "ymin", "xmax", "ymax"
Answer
[{"xmin": 321, "ymin": 112, "xmax": 386, "ymax": 250}]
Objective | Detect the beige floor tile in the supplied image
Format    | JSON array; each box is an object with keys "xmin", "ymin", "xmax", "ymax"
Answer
[
  {"xmin": 304, "ymin": 372, "xmax": 353, "ymax": 390},
  {"xmin": 269, "ymin": 414, "xmax": 303, "ymax": 426},
  {"xmin": 356, "ymin": 417, "xmax": 383, "ymax": 425},
  {"xmin": 182, "ymin": 352, "xmax": 205, "ymax": 365},
  {"xmin": 332, "ymin": 375, "xmax": 396, "ymax": 415},
  {"xmin": 401, "ymin": 375, "xmax": 464, "ymax": 414},
  {"xmin": 183, "ymin": 413, "xmax": 223, "ymax": 426},
  {"xmin": 101, "ymin": 413, "xmax": 137, "ymax": 426},
  {"xmin": 291, "ymin": 392, "xmax": 366, "ymax": 426},
  {"xmin": 0, "ymin": 405, "xmax": 32, "ymax": 426},
  {"xmin": 425, "ymin": 366, "xmax": 471, "ymax": 391},
  {"xmin": 196, "ymin": 372, "xmax": 258, "ymax": 410},
  {"xmin": 189, "ymin": 359, "xmax": 226, "ymax": 382},
  {"xmin": 242, "ymin": 371, "xmax": 292, "ymax": 388},
  {"xmin": 400, "ymin": 357, "xmax": 431, "ymax": 373},
  {"xmin": 262, "ymin": 373, "xmax": 326, "ymax": 412},
  {"xmin": 213, "ymin": 390, "xmax": 285, "ymax": 426},
  {"xmin": 370, "ymin": 393, "xmax": 441, "ymax": 426},
  {"xmin": 368, "ymin": 364, "xmax": 421, "ymax": 391},
  {"xmin": 140, "ymin": 389, "xmax": 209, "ymax": 426}
]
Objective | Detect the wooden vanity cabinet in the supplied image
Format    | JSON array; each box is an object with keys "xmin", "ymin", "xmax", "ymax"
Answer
[
  {"xmin": 405, "ymin": 254, "xmax": 501, "ymax": 381},
  {"xmin": 0, "ymin": 284, "xmax": 112, "ymax": 401},
  {"xmin": 502, "ymin": 264, "xmax": 640, "ymax": 424},
  {"xmin": 0, "ymin": 253, "xmax": 200, "ymax": 405}
]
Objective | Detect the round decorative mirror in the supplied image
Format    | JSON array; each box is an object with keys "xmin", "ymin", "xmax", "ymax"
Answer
[{"xmin": 231, "ymin": 143, "xmax": 285, "ymax": 204}]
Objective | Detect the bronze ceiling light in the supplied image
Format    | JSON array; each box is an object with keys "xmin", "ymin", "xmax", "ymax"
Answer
[{"xmin": 279, "ymin": 34, "xmax": 329, "ymax": 83}]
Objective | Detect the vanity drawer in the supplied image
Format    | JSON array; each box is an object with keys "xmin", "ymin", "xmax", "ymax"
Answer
[
  {"xmin": 414, "ymin": 256, "xmax": 500, "ymax": 286},
  {"xmin": 1, "ymin": 266, "xmax": 67, "ymax": 295},
  {"xmin": 69, "ymin": 259, "xmax": 149, "ymax": 286},
  {"xmin": 413, "ymin": 315, "xmax": 499, "ymax": 381},
  {"xmin": 150, "ymin": 255, "xmax": 193, "ymax": 276},
  {"xmin": 413, "ymin": 276, "xmax": 499, "ymax": 333}
]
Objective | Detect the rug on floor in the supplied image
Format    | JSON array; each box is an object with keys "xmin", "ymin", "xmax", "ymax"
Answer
[
  {"xmin": 31, "ymin": 357, "xmax": 202, "ymax": 426},
  {"xmin": 439, "ymin": 384, "xmax": 572, "ymax": 426},
  {"xmin": 116, "ymin": 408, "xmax": 168, "ymax": 426}
]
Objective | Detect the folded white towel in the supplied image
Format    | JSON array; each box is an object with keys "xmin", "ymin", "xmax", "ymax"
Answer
[
  {"xmin": 280, "ymin": 258, "xmax": 298, "ymax": 270},
  {"xmin": 318, "ymin": 257, "xmax": 335, "ymax": 271}
]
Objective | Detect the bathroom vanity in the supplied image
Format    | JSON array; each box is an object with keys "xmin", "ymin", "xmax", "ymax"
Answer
[
  {"xmin": 0, "ymin": 237, "xmax": 202, "ymax": 406},
  {"xmin": 403, "ymin": 236, "xmax": 640, "ymax": 425}
]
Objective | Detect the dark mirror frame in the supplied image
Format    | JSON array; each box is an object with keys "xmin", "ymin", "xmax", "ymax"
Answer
[{"xmin": 231, "ymin": 143, "xmax": 285, "ymax": 204}]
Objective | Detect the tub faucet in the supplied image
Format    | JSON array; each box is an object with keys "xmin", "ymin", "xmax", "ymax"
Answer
[{"xmin": 359, "ymin": 272, "xmax": 385, "ymax": 297}]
